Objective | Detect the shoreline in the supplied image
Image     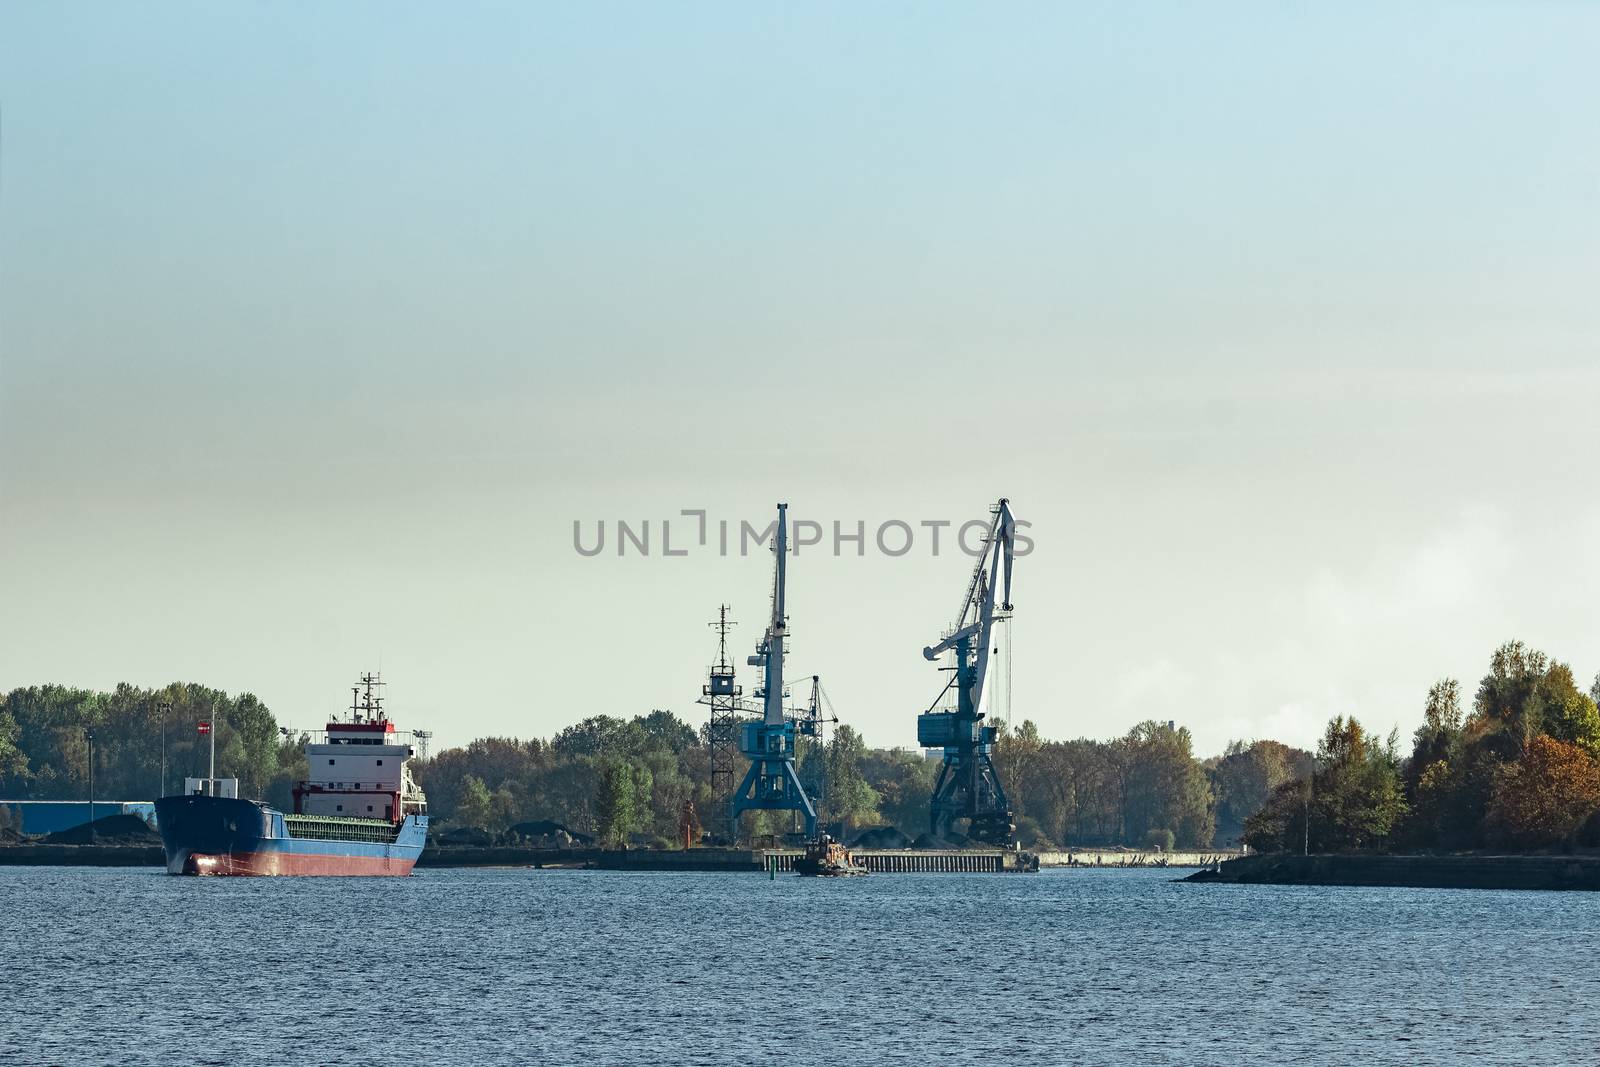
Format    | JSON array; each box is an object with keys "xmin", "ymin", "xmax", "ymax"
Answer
[
  {"xmin": 0, "ymin": 843, "xmax": 1233, "ymax": 872},
  {"xmin": 1186, "ymin": 852, "xmax": 1600, "ymax": 892}
]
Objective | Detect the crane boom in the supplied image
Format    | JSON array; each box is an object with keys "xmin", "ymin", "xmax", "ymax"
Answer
[{"xmin": 926, "ymin": 499, "xmax": 1014, "ymax": 716}]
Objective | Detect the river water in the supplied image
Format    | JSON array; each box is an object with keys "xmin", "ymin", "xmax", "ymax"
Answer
[{"xmin": 2, "ymin": 865, "xmax": 1596, "ymax": 1065}]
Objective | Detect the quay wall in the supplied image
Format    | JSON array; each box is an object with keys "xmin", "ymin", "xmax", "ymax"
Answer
[
  {"xmin": 0, "ymin": 844, "xmax": 164, "ymax": 866},
  {"xmin": 1187, "ymin": 852, "xmax": 1600, "ymax": 891},
  {"xmin": 424, "ymin": 846, "xmax": 1031, "ymax": 873},
  {"xmin": 1037, "ymin": 849, "xmax": 1239, "ymax": 869},
  {"xmin": 0, "ymin": 843, "xmax": 1234, "ymax": 872}
]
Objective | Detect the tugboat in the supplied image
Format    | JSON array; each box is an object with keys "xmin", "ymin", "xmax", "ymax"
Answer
[{"xmin": 794, "ymin": 833, "xmax": 868, "ymax": 877}]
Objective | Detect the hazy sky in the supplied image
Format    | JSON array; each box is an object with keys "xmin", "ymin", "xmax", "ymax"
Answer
[{"xmin": 3, "ymin": 3, "xmax": 1598, "ymax": 756}]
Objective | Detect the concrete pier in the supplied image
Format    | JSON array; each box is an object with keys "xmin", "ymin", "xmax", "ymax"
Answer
[
  {"xmin": 1036, "ymin": 849, "xmax": 1238, "ymax": 869},
  {"xmin": 0, "ymin": 842, "xmax": 1236, "ymax": 872},
  {"xmin": 1188, "ymin": 852, "xmax": 1600, "ymax": 891},
  {"xmin": 424, "ymin": 846, "xmax": 1034, "ymax": 873},
  {"xmin": 760, "ymin": 848, "xmax": 1026, "ymax": 873}
]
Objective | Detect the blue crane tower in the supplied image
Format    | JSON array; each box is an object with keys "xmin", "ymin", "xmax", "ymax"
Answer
[
  {"xmin": 729, "ymin": 502, "xmax": 819, "ymax": 841},
  {"xmin": 917, "ymin": 498, "xmax": 1018, "ymax": 847}
]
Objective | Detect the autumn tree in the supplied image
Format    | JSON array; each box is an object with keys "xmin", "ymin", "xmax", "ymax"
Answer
[
  {"xmin": 1485, "ymin": 736, "xmax": 1600, "ymax": 849},
  {"xmin": 1400, "ymin": 643, "xmax": 1600, "ymax": 848}
]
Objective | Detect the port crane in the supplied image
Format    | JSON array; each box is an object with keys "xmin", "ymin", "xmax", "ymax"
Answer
[
  {"xmin": 729, "ymin": 503, "xmax": 819, "ymax": 840},
  {"xmin": 796, "ymin": 674, "xmax": 839, "ymax": 812},
  {"xmin": 917, "ymin": 498, "xmax": 1017, "ymax": 847}
]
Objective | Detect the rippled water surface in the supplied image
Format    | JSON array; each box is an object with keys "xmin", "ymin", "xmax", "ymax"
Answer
[{"xmin": 3, "ymin": 865, "xmax": 1598, "ymax": 1065}]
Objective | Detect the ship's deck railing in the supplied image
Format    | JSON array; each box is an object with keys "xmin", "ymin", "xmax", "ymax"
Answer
[
  {"xmin": 284, "ymin": 728, "xmax": 419, "ymax": 747},
  {"xmin": 283, "ymin": 812, "xmax": 402, "ymax": 844}
]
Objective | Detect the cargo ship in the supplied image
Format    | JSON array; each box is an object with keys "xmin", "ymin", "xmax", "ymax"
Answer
[{"xmin": 154, "ymin": 673, "xmax": 429, "ymax": 876}]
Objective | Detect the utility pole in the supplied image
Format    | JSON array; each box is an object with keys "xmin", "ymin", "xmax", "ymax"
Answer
[
  {"xmin": 158, "ymin": 700, "xmax": 173, "ymax": 798},
  {"xmin": 1303, "ymin": 756, "xmax": 1315, "ymax": 857},
  {"xmin": 85, "ymin": 728, "xmax": 95, "ymax": 839}
]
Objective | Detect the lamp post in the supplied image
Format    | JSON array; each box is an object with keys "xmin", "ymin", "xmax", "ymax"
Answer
[
  {"xmin": 157, "ymin": 700, "xmax": 173, "ymax": 798},
  {"xmin": 1303, "ymin": 755, "xmax": 1317, "ymax": 857},
  {"xmin": 85, "ymin": 728, "xmax": 96, "ymax": 840}
]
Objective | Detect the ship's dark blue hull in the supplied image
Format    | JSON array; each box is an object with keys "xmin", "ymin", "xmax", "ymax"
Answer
[{"xmin": 154, "ymin": 795, "xmax": 427, "ymax": 876}]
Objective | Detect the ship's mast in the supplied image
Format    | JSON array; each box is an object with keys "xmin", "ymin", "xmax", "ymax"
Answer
[{"xmin": 350, "ymin": 672, "xmax": 386, "ymax": 724}]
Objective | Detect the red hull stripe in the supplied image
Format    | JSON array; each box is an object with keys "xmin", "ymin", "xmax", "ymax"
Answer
[{"xmin": 181, "ymin": 851, "xmax": 417, "ymax": 877}]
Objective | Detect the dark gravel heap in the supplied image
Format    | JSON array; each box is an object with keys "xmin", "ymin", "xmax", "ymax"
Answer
[
  {"xmin": 848, "ymin": 825, "xmax": 912, "ymax": 850},
  {"xmin": 42, "ymin": 814, "xmax": 161, "ymax": 846}
]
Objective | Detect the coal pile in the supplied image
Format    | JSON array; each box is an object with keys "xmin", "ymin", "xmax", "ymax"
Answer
[
  {"xmin": 507, "ymin": 819, "xmax": 594, "ymax": 847},
  {"xmin": 43, "ymin": 814, "xmax": 161, "ymax": 846},
  {"xmin": 912, "ymin": 831, "xmax": 967, "ymax": 850},
  {"xmin": 848, "ymin": 826, "xmax": 912, "ymax": 850}
]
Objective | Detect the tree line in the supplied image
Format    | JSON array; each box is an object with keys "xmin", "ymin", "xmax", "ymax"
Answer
[
  {"xmin": 4, "ymin": 639, "xmax": 1598, "ymax": 852},
  {"xmin": 0, "ymin": 682, "xmax": 305, "ymax": 808},
  {"xmin": 1243, "ymin": 641, "xmax": 1600, "ymax": 853}
]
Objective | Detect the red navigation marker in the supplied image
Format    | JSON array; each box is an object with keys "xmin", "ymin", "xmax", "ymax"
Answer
[{"xmin": 197, "ymin": 720, "xmax": 212, "ymax": 735}]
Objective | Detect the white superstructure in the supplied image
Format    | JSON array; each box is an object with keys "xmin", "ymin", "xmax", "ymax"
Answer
[{"xmin": 292, "ymin": 673, "xmax": 428, "ymax": 823}]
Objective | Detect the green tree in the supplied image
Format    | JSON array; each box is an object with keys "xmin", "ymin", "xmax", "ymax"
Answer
[
  {"xmin": 593, "ymin": 758, "xmax": 652, "ymax": 847},
  {"xmin": 1244, "ymin": 716, "xmax": 1405, "ymax": 853},
  {"xmin": 633, "ymin": 710, "xmax": 697, "ymax": 756},
  {"xmin": 457, "ymin": 775, "xmax": 493, "ymax": 829},
  {"xmin": 1209, "ymin": 739, "xmax": 1311, "ymax": 845},
  {"xmin": 553, "ymin": 716, "xmax": 634, "ymax": 758},
  {"xmin": 859, "ymin": 747, "xmax": 937, "ymax": 836},
  {"xmin": 1408, "ymin": 679, "xmax": 1462, "ymax": 781},
  {"xmin": 1311, "ymin": 716, "xmax": 1405, "ymax": 851},
  {"xmin": 1406, "ymin": 759, "xmax": 1458, "ymax": 847},
  {"xmin": 821, "ymin": 725, "xmax": 879, "ymax": 832},
  {"xmin": 0, "ymin": 699, "xmax": 27, "ymax": 783},
  {"xmin": 1544, "ymin": 691, "xmax": 1600, "ymax": 759},
  {"xmin": 1120, "ymin": 721, "xmax": 1215, "ymax": 848},
  {"xmin": 994, "ymin": 719, "xmax": 1044, "ymax": 826},
  {"xmin": 1473, "ymin": 642, "xmax": 1589, "ymax": 755}
]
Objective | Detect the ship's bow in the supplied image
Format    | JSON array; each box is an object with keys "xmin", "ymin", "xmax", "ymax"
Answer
[{"xmin": 154, "ymin": 795, "xmax": 272, "ymax": 875}]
